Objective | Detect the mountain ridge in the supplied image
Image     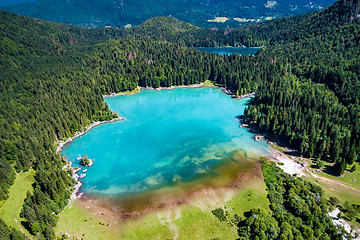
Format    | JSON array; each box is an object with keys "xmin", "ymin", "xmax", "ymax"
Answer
[{"xmin": 1, "ymin": 0, "xmax": 336, "ymax": 28}]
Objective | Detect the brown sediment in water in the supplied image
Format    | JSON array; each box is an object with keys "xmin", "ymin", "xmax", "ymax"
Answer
[{"xmin": 75, "ymin": 150, "xmax": 265, "ymax": 221}]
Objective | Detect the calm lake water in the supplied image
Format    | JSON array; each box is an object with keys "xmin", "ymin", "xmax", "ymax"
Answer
[
  {"xmin": 195, "ymin": 47, "xmax": 260, "ymax": 55},
  {"xmin": 61, "ymin": 88, "xmax": 270, "ymax": 197}
]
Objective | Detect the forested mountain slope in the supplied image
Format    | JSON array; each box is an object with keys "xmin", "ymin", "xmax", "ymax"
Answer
[
  {"xmin": 241, "ymin": 0, "xmax": 360, "ymax": 174},
  {"xmin": 131, "ymin": 0, "xmax": 359, "ymax": 47},
  {"xmin": 1, "ymin": 0, "xmax": 335, "ymax": 28},
  {"xmin": 0, "ymin": 0, "xmax": 359, "ymax": 238}
]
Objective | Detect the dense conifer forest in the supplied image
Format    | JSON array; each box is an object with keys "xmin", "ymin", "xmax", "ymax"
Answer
[{"xmin": 0, "ymin": 0, "xmax": 359, "ymax": 238}]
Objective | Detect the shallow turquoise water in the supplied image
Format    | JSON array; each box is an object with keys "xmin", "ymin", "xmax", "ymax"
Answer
[
  {"xmin": 195, "ymin": 47, "xmax": 260, "ymax": 55},
  {"xmin": 61, "ymin": 88, "xmax": 270, "ymax": 197}
]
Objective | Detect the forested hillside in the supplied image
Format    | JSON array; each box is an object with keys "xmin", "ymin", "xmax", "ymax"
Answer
[
  {"xmin": 242, "ymin": 0, "xmax": 360, "ymax": 174},
  {"xmin": 1, "ymin": 0, "xmax": 335, "ymax": 28},
  {"xmin": 0, "ymin": 0, "xmax": 359, "ymax": 238}
]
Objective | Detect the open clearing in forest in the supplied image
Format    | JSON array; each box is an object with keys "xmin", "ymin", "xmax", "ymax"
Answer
[
  {"xmin": 207, "ymin": 17, "xmax": 229, "ymax": 23},
  {"xmin": 0, "ymin": 169, "xmax": 35, "ymax": 237},
  {"xmin": 305, "ymin": 162, "xmax": 360, "ymax": 205},
  {"xmin": 268, "ymin": 140, "xmax": 360, "ymax": 204}
]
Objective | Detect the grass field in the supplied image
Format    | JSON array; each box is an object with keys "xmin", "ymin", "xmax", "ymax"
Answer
[
  {"xmin": 207, "ymin": 17, "xmax": 229, "ymax": 23},
  {"xmin": 203, "ymin": 80, "xmax": 215, "ymax": 86},
  {"xmin": 0, "ymin": 169, "xmax": 35, "ymax": 238},
  {"xmin": 306, "ymin": 162, "xmax": 360, "ymax": 205},
  {"xmin": 55, "ymin": 172, "xmax": 269, "ymax": 239}
]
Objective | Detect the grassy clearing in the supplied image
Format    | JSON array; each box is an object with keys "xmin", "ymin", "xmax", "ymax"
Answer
[
  {"xmin": 306, "ymin": 173, "xmax": 360, "ymax": 205},
  {"xmin": 118, "ymin": 86, "xmax": 141, "ymax": 95},
  {"xmin": 323, "ymin": 163, "xmax": 360, "ymax": 186},
  {"xmin": 120, "ymin": 175, "xmax": 269, "ymax": 240},
  {"xmin": 56, "ymin": 174, "xmax": 269, "ymax": 239},
  {"xmin": 203, "ymin": 80, "xmax": 215, "ymax": 87},
  {"xmin": 207, "ymin": 17, "xmax": 229, "ymax": 23},
  {"xmin": 0, "ymin": 169, "xmax": 35, "ymax": 237},
  {"xmin": 55, "ymin": 201, "xmax": 122, "ymax": 240},
  {"xmin": 305, "ymin": 161, "xmax": 360, "ymax": 204},
  {"xmin": 305, "ymin": 170, "xmax": 360, "ymax": 231},
  {"xmin": 269, "ymin": 140, "xmax": 360, "ymax": 204}
]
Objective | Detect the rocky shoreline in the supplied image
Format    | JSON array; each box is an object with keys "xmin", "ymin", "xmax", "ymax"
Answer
[
  {"xmin": 57, "ymin": 117, "xmax": 123, "ymax": 201},
  {"xmin": 62, "ymin": 161, "xmax": 83, "ymax": 201}
]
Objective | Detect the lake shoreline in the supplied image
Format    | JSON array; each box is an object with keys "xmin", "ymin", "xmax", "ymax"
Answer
[
  {"xmin": 73, "ymin": 160, "xmax": 264, "ymax": 221},
  {"xmin": 104, "ymin": 82, "xmax": 256, "ymax": 100},
  {"xmin": 103, "ymin": 82, "xmax": 214, "ymax": 98},
  {"xmin": 56, "ymin": 117, "xmax": 124, "ymax": 153},
  {"xmin": 56, "ymin": 117, "xmax": 124, "ymax": 201},
  {"xmin": 60, "ymin": 85, "xmax": 257, "ymax": 204},
  {"xmin": 241, "ymin": 122, "xmax": 306, "ymax": 176}
]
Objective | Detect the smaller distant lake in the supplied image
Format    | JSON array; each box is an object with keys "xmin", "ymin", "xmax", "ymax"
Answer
[{"xmin": 195, "ymin": 47, "xmax": 260, "ymax": 56}]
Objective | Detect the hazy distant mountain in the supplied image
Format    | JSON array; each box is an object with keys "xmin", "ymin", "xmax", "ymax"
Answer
[
  {"xmin": 1, "ymin": 0, "xmax": 336, "ymax": 28},
  {"xmin": 0, "ymin": 0, "xmax": 36, "ymax": 6}
]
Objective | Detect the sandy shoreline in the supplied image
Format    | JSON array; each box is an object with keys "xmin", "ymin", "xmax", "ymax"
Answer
[
  {"xmin": 249, "ymin": 131, "xmax": 306, "ymax": 176},
  {"xmin": 240, "ymin": 121, "xmax": 306, "ymax": 177},
  {"xmin": 266, "ymin": 146, "xmax": 305, "ymax": 177}
]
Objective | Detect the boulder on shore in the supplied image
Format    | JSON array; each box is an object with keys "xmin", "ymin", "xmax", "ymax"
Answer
[
  {"xmin": 80, "ymin": 158, "xmax": 93, "ymax": 167},
  {"xmin": 79, "ymin": 154, "xmax": 93, "ymax": 167},
  {"xmin": 253, "ymin": 135, "xmax": 264, "ymax": 141}
]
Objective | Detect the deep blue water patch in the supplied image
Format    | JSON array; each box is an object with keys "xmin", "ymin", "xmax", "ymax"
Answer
[{"xmin": 194, "ymin": 47, "xmax": 260, "ymax": 55}]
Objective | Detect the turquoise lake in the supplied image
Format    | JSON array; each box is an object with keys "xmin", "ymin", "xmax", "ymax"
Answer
[
  {"xmin": 195, "ymin": 47, "xmax": 260, "ymax": 55},
  {"xmin": 61, "ymin": 88, "xmax": 270, "ymax": 197}
]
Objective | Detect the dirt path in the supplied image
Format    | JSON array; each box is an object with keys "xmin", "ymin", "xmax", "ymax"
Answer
[
  {"xmin": 157, "ymin": 209, "xmax": 180, "ymax": 240},
  {"xmin": 13, "ymin": 218, "xmax": 25, "ymax": 234},
  {"xmin": 308, "ymin": 172, "xmax": 360, "ymax": 194},
  {"xmin": 267, "ymin": 142, "xmax": 360, "ymax": 195}
]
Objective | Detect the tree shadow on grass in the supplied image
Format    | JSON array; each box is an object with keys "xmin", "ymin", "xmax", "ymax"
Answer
[
  {"xmin": 323, "ymin": 164, "xmax": 339, "ymax": 177},
  {"xmin": 21, "ymin": 220, "xmax": 32, "ymax": 234}
]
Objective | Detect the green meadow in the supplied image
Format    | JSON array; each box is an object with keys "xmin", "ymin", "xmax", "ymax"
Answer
[{"xmin": 55, "ymin": 173, "xmax": 269, "ymax": 239}]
